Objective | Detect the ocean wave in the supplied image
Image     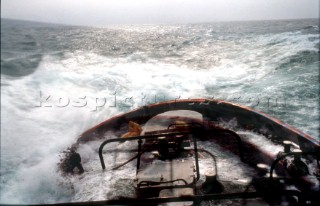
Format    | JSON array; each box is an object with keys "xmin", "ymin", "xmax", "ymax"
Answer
[
  {"xmin": 1, "ymin": 19, "xmax": 319, "ymax": 204},
  {"xmin": 1, "ymin": 50, "xmax": 319, "ymax": 204},
  {"xmin": 301, "ymin": 25, "xmax": 319, "ymax": 30},
  {"xmin": 1, "ymin": 53, "xmax": 43, "ymax": 77},
  {"xmin": 20, "ymin": 40, "xmax": 37, "ymax": 47},
  {"xmin": 276, "ymin": 50, "xmax": 319, "ymax": 70}
]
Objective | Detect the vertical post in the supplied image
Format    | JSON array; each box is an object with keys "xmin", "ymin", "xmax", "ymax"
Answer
[
  {"xmin": 192, "ymin": 134, "xmax": 200, "ymax": 180},
  {"xmin": 136, "ymin": 138, "xmax": 143, "ymax": 174},
  {"xmin": 283, "ymin": 140, "xmax": 291, "ymax": 153}
]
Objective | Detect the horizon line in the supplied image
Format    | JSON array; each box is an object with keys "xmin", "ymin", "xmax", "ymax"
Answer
[{"xmin": 1, "ymin": 17, "xmax": 319, "ymax": 28}]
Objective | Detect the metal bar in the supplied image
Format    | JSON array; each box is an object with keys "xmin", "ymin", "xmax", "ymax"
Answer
[
  {"xmin": 192, "ymin": 134, "xmax": 200, "ymax": 180},
  {"xmin": 23, "ymin": 192, "xmax": 260, "ymax": 206},
  {"xmin": 98, "ymin": 131, "xmax": 191, "ymax": 170},
  {"xmin": 136, "ymin": 138, "xmax": 143, "ymax": 173}
]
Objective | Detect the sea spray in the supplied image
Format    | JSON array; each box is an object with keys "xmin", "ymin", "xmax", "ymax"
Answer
[{"xmin": 1, "ymin": 18, "xmax": 318, "ymax": 204}]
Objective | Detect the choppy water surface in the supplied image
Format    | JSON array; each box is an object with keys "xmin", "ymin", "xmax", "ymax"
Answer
[{"xmin": 1, "ymin": 18, "xmax": 319, "ymax": 204}]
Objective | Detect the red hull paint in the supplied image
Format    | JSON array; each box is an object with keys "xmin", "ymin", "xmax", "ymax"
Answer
[{"xmin": 78, "ymin": 99, "xmax": 319, "ymax": 152}]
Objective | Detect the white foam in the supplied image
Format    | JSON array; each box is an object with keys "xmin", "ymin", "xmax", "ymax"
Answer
[{"xmin": 1, "ymin": 31, "xmax": 318, "ymax": 203}]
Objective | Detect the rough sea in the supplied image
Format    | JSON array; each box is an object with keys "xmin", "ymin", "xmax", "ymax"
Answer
[{"xmin": 1, "ymin": 18, "xmax": 319, "ymax": 204}]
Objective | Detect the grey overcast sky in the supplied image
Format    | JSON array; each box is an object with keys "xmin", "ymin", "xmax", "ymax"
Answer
[{"xmin": 1, "ymin": 0, "xmax": 319, "ymax": 26}]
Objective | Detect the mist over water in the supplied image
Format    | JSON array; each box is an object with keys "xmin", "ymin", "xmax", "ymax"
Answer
[{"xmin": 1, "ymin": 18, "xmax": 319, "ymax": 204}]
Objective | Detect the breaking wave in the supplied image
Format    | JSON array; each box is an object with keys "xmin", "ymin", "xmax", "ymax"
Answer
[{"xmin": 0, "ymin": 18, "xmax": 319, "ymax": 204}]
